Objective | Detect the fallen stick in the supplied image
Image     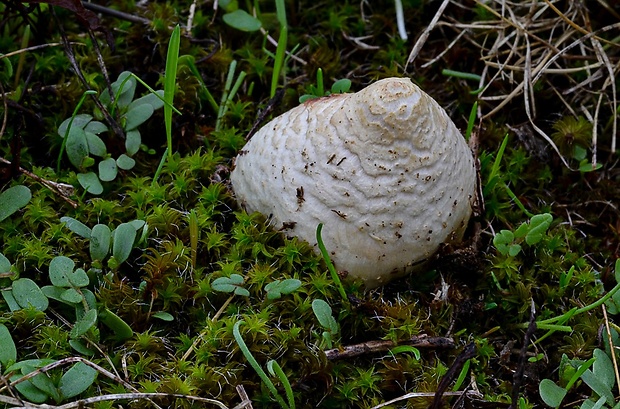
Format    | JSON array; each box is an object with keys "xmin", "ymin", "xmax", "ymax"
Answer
[{"xmin": 324, "ymin": 334, "xmax": 455, "ymax": 361}]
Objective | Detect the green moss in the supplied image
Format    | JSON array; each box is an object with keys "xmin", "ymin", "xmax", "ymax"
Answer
[{"xmin": 1, "ymin": 0, "xmax": 619, "ymax": 407}]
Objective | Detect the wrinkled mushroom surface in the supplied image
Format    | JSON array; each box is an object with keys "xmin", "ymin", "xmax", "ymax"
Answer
[{"xmin": 230, "ymin": 77, "xmax": 476, "ymax": 288}]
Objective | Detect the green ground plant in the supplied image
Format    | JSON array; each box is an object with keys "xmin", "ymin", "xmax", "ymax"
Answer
[
  {"xmin": 57, "ymin": 71, "xmax": 166, "ymax": 194},
  {"xmin": 1, "ymin": 0, "xmax": 619, "ymax": 408}
]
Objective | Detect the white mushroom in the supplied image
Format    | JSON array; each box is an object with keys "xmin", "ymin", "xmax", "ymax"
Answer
[{"xmin": 230, "ymin": 77, "xmax": 476, "ymax": 289}]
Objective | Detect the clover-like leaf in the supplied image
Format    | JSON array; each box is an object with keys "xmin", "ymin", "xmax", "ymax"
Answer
[
  {"xmin": 212, "ymin": 274, "xmax": 249, "ymax": 296},
  {"xmin": 0, "ymin": 185, "xmax": 32, "ymax": 223},
  {"xmin": 513, "ymin": 222, "xmax": 529, "ymax": 239},
  {"xmin": 68, "ymin": 268, "xmax": 89, "ymax": 287},
  {"xmin": 508, "ymin": 244, "xmax": 522, "ymax": 257},
  {"xmin": 493, "ymin": 230, "xmax": 515, "ymax": 256},
  {"xmin": 49, "ymin": 256, "xmax": 75, "ymax": 287},
  {"xmin": 525, "ymin": 213, "xmax": 553, "ymax": 245},
  {"xmin": 264, "ymin": 278, "xmax": 302, "ymax": 300}
]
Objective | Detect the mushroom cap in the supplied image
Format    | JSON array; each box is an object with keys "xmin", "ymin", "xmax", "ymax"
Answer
[{"xmin": 230, "ymin": 77, "xmax": 476, "ymax": 288}]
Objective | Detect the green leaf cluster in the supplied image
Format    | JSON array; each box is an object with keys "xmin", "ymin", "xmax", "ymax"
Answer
[
  {"xmin": 493, "ymin": 213, "xmax": 553, "ymax": 256},
  {"xmin": 58, "ymin": 72, "xmax": 164, "ymax": 194},
  {"xmin": 540, "ymin": 349, "xmax": 618, "ymax": 408},
  {"xmin": 60, "ymin": 216, "xmax": 146, "ymax": 269},
  {"xmin": 0, "ymin": 324, "xmax": 97, "ymax": 404},
  {"xmin": 299, "ymin": 68, "xmax": 352, "ymax": 103}
]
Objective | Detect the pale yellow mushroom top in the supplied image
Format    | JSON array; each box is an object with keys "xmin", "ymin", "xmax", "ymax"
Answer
[{"xmin": 230, "ymin": 77, "xmax": 476, "ymax": 289}]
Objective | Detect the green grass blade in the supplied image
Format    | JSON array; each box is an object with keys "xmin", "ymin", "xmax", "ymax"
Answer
[
  {"xmin": 442, "ymin": 69, "xmax": 482, "ymax": 82},
  {"xmin": 316, "ymin": 223, "xmax": 348, "ymax": 303},
  {"xmin": 164, "ymin": 25, "xmax": 181, "ymax": 159},
  {"xmin": 233, "ymin": 321, "xmax": 289, "ymax": 409},
  {"xmin": 216, "ymin": 60, "xmax": 237, "ymax": 131},
  {"xmin": 270, "ymin": 26, "xmax": 288, "ymax": 98},
  {"xmin": 275, "ymin": 0, "xmax": 287, "ymax": 27},
  {"xmin": 151, "ymin": 147, "xmax": 169, "ymax": 187},
  {"xmin": 465, "ymin": 101, "xmax": 478, "ymax": 141}
]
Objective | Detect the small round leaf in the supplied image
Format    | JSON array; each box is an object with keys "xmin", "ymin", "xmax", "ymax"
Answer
[
  {"xmin": 129, "ymin": 90, "xmax": 165, "ymax": 111},
  {"xmin": 0, "ymin": 324, "xmax": 17, "ymax": 366},
  {"xmin": 58, "ymin": 114, "xmax": 92, "ymax": 136},
  {"xmin": 84, "ymin": 120, "xmax": 108, "ymax": 134},
  {"xmin": 0, "ymin": 185, "xmax": 32, "ymax": 223},
  {"xmin": 12, "ymin": 376, "xmax": 48, "ymax": 403},
  {"xmin": 70, "ymin": 308, "xmax": 97, "ymax": 338},
  {"xmin": 116, "ymin": 154, "xmax": 136, "ymax": 170},
  {"xmin": 60, "ymin": 288, "xmax": 83, "ymax": 304},
  {"xmin": 60, "ymin": 217, "xmax": 92, "ymax": 238},
  {"xmin": 112, "ymin": 222, "xmax": 137, "ymax": 264},
  {"xmin": 59, "ymin": 362, "xmax": 98, "ymax": 399},
  {"xmin": 77, "ymin": 172, "xmax": 103, "ymax": 195},
  {"xmin": 12, "ymin": 278, "xmax": 48, "ymax": 311},
  {"xmin": 539, "ymin": 378, "xmax": 567, "ymax": 408},
  {"xmin": 222, "ymin": 9, "xmax": 262, "ymax": 32},
  {"xmin": 49, "ymin": 256, "xmax": 75, "ymax": 287},
  {"xmin": 123, "ymin": 104, "xmax": 154, "ymax": 131},
  {"xmin": 66, "ymin": 126, "xmax": 89, "ymax": 168},
  {"xmin": 98, "ymin": 157, "xmax": 118, "ymax": 182},
  {"xmin": 125, "ymin": 130, "xmax": 141, "ymax": 156},
  {"xmin": 90, "ymin": 224, "xmax": 111, "ymax": 261},
  {"xmin": 85, "ymin": 132, "xmax": 107, "ymax": 157},
  {"xmin": 0, "ymin": 253, "xmax": 12, "ymax": 273},
  {"xmin": 152, "ymin": 311, "xmax": 174, "ymax": 321}
]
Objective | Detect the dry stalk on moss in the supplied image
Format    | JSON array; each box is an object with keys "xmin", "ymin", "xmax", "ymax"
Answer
[{"xmin": 408, "ymin": 0, "xmax": 620, "ymax": 166}]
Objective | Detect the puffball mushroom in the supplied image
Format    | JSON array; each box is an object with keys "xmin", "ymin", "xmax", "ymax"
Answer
[{"xmin": 230, "ymin": 77, "xmax": 476, "ymax": 289}]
